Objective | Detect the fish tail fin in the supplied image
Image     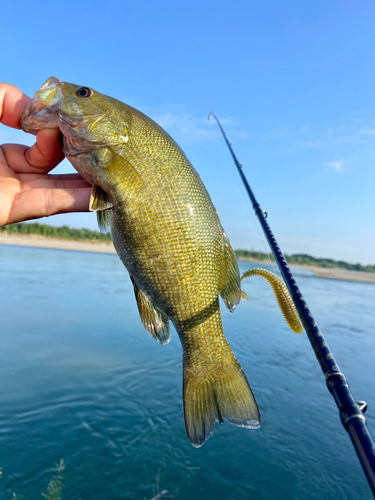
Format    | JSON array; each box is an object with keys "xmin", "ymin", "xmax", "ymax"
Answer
[{"xmin": 183, "ymin": 353, "xmax": 260, "ymax": 447}]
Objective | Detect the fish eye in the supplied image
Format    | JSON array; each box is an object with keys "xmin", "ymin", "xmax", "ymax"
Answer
[{"xmin": 76, "ymin": 87, "xmax": 92, "ymax": 98}]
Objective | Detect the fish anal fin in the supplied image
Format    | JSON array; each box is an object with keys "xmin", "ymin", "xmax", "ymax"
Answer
[
  {"xmin": 183, "ymin": 354, "xmax": 260, "ymax": 448},
  {"xmin": 131, "ymin": 278, "xmax": 170, "ymax": 345},
  {"xmin": 219, "ymin": 228, "xmax": 241, "ymax": 312}
]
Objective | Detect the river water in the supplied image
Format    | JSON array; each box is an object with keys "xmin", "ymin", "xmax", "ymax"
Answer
[{"xmin": 0, "ymin": 245, "xmax": 374, "ymax": 499}]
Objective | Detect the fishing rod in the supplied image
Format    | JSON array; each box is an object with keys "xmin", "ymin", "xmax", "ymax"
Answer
[{"xmin": 208, "ymin": 112, "xmax": 375, "ymax": 496}]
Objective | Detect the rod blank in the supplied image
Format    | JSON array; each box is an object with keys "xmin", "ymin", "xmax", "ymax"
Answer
[{"xmin": 209, "ymin": 111, "xmax": 375, "ymax": 497}]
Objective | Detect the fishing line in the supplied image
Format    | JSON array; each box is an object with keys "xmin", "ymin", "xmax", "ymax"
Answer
[{"xmin": 209, "ymin": 111, "xmax": 375, "ymax": 497}]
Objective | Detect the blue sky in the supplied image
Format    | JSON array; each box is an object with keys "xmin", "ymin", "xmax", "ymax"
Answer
[{"xmin": 1, "ymin": 0, "xmax": 375, "ymax": 264}]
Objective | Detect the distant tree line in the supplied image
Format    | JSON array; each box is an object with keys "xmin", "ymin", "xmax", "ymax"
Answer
[
  {"xmin": 0, "ymin": 222, "xmax": 112, "ymax": 242},
  {"xmin": 235, "ymin": 249, "xmax": 375, "ymax": 274}
]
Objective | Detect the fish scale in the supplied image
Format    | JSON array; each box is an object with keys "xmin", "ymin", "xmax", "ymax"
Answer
[{"xmin": 21, "ymin": 76, "xmax": 261, "ymax": 447}]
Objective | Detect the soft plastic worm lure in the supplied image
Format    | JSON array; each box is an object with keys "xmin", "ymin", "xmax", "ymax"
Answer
[{"xmin": 241, "ymin": 268, "xmax": 304, "ymax": 334}]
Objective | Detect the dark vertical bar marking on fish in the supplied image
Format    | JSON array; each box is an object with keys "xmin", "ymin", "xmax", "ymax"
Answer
[{"xmin": 209, "ymin": 112, "xmax": 375, "ymax": 497}]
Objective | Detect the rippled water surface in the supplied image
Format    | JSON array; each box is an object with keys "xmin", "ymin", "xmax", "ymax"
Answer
[{"xmin": 0, "ymin": 245, "xmax": 374, "ymax": 499}]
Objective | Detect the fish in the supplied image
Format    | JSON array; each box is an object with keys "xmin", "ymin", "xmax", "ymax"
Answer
[{"xmin": 21, "ymin": 76, "xmax": 261, "ymax": 447}]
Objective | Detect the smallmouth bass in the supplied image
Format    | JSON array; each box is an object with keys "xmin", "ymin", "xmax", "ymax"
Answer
[{"xmin": 21, "ymin": 77, "xmax": 260, "ymax": 447}]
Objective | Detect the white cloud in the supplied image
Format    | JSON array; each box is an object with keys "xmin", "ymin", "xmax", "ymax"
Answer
[
  {"xmin": 323, "ymin": 159, "xmax": 347, "ymax": 172},
  {"xmin": 296, "ymin": 140, "xmax": 322, "ymax": 148},
  {"xmin": 298, "ymin": 125, "xmax": 310, "ymax": 134},
  {"xmin": 272, "ymin": 128, "xmax": 289, "ymax": 137},
  {"xmin": 150, "ymin": 111, "xmax": 248, "ymax": 142},
  {"xmin": 359, "ymin": 127, "xmax": 375, "ymax": 136},
  {"xmin": 296, "ymin": 120, "xmax": 375, "ymax": 149},
  {"xmin": 154, "ymin": 112, "xmax": 218, "ymax": 141},
  {"xmin": 154, "ymin": 111, "xmax": 193, "ymax": 129},
  {"xmin": 335, "ymin": 133, "xmax": 356, "ymax": 143}
]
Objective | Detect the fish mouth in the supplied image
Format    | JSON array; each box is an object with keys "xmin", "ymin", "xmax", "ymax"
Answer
[
  {"xmin": 59, "ymin": 114, "xmax": 90, "ymax": 129},
  {"xmin": 40, "ymin": 76, "xmax": 61, "ymax": 90},
  {"xmin": 21, "ymin": 77, "xmax": 63, "ymax": 134}
]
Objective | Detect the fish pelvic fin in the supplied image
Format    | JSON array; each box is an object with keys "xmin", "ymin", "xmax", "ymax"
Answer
[
  {"xmin": 131, "ymin": 278, "xmax": 171, "ymax": 345},
  {"xmin": 183, "ymin": 353, "xmax": 260, "ymax": 448},
  {"xmin": 96, "ymin": 209, "xmax": 113, "ymax": 233},
  {"xmin": 219, "ymin": 228, "xmax": 241, "ymax": 312}
]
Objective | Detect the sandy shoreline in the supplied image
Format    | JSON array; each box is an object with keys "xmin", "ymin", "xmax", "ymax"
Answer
[
  {"xmin": 0, "ymin": 233, "xmax": 117, "ymax": 254},
  {"xmin": 237, "ymin": 258, "xmax": 375, "ymax": 284},
  {"xmin": 1, "ymin": 233, "xmax": 374, "ymax": 284}
]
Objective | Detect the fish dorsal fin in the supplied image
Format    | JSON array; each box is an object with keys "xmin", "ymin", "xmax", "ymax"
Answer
[
  {"xmin": 131, "ymin": 277, "xmax": 171, "ymax": 345},
  {"xmin": 219, "ymin": 228, "xmax": 241, "ymax": 312},
  {"xmin": 89, "ymin": 185, "xmax": 114, "ymax": 233}
]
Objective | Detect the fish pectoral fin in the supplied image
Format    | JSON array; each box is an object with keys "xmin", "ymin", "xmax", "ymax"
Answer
[
  {"xmin": 131, "ymin": 278, "xmax": 170, "ymax": 345},
  {"xmin": 183, "ymin": 354, "xmax": 260, "ymax": 448},
  {"xmin": 219, "ymin": 228, "xmax": 241, "ymax": 312},
  {"xmin": 241, "ymin": 268, "xmax": 304, "ymax": 334},
  {"xmin": 89, "ymin": 185, "xmax": 114, "ymax": 233},
  {"xmin": 89, "ymin": 185, "xmax": 114, "ymax": 211}
]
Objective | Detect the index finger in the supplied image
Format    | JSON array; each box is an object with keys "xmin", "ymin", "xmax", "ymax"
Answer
[
  {"xmin": 0, "ymin": 83, "xmax": 31, "ymax": 129},
  {"xmin": 0, "ymin": 83, "xmax": 64, "ymax": 173}
]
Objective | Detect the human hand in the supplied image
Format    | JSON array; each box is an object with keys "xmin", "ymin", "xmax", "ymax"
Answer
[{"xmin": 0, "ymin": 83, "xmax": 91, "ymax": 226}]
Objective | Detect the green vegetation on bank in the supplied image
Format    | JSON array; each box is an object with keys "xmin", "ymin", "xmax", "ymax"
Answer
[
  {"xmin": 1, "ymin": 223, "xmax": 373, "ymax": 273},
  {"xmin": 0, "ymin": 222, "xmax": 111, "ymax": 242},
  {"xmin": 235, "ymin": 249, "xmax": 375, "ymax": 273}
]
